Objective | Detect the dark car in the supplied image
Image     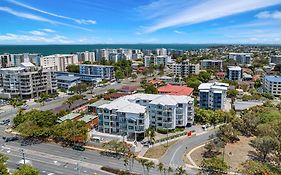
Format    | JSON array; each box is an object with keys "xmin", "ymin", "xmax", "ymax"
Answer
[
  {"xmin": 4, "ymin": 136, "xmax": 19, "ymax": 142},
  {"xmin": 72, "ymin": 144, "xmax": 85, "ymax": 151},
  {"xmin": 0, "ymin": 119, "xmax": 10, "ymax": 125}
]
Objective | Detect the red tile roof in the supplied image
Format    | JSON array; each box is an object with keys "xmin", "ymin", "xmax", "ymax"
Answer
[
  {"xmin": 158, "ymin": 84, "xmax": 193, "ymax": 96},
  {"xmin": 119, "ymin": 86, "xmax": 138, "ymax": 92}
]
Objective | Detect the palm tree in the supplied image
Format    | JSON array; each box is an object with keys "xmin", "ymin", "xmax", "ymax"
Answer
[
  {"xmin": 175, "ymin": 166, "xmax": 187, "ymax": 175},
  {"xmin": 64, "ymin": 98, "xmax": 74, "ymax": 109},
  {"xmin": 145, "ymin": 161, "xmax": 155, "ymax": 175},
  {"xmin": 167, "ymin": 166, "xmax": 173, "ymax": 175},
  {"xmin": 137, "ymin": 158, "xmax": 148, "ymax": 174},
  {"xmin": 145, "ymin": 128, "xmax": 156, "ymax": 144},
  {"xmin": 157, "ymin": 162, "xmax": 164, "ymax": 174}
]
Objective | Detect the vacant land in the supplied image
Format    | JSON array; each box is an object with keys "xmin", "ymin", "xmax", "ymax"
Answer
[
  {"xmin": 144, "ymin": 140, "xmax": 178, "ymax": 159},
  {"xmin": 185, "ymin": 136, "xmax": 255, "ymax": 171}
]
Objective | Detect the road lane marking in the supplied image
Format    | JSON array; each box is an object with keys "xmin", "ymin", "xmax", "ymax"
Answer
[{"xmin": 169, "ymin": 144, "xmax": 182, "ymax": 165}]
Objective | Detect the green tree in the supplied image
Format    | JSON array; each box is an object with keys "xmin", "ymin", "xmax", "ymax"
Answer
[
  {"xmin": 0, "ymin": 154, "xmax": 8, "ymax": 175},
  {"xmin": 37, "ymin": 93, "xmax": 49, "ymax": 106},
  {"xmin": 145, "ymin": 128, "xmax": 156, "ymax": 144},
  {"xmin": 185, "ymin": 77, "xmax": 201, "ymax": 91},
  {"xmin": 175, "ymin": 166, "xmax": 187, "ymax": 175},
  {"xmin": 116, "ymin": 70, "xmax": 125, "ymax": 80},
  {"xmin": 144, "ymin": 85, "xmax": 158, "ymax": 94},
  {"xmin": 167, "ymin": 166, "xmax": 173, "ymax": 175},
  {"xmin": 144, "ymin": 161, "xmax": 155, "ymax": 175},
  {"xmin": 157, "ymin": 162, "xmax": 164, "ymax": 174},
  {"xmin": 66, "ymin": 64, "xmax": 79, "ymax": 73},
  {"xmin": 137, "ymin": 158, "xmax": 148, "ymax": 174},
  {"xmin": 201, "ymin": 157, "xmax": 229, "ymax": 175},
  {"xmin": 250, "ymin": 136, "xmax": 278, "ymax": 161},
  {"xmin": 13, "ymin": 165, "xmax": 40, "ymax": 175},
  {"xmin": 131, "ymin": 73, "xmax": 138, "ymax": 81},
  {"xmin": 227, "ymin": 89, "xmax": 238, "ymax": 98},
  {"xmin": 54, "ymin": 120, "xmax": 88, "ymax": 143},
  {"xmin": 69, "ymin": 84, "xmax": 88, "ymax": 95}
]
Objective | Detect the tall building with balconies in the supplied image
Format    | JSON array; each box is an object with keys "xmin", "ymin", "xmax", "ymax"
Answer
[
  {"xmin": 79, "ymin": 64, "xmax": 114, "ymax": 81},
  {"xmin": 41, "ymin": 54, "xmax": 79, "ymax": 71},
  {"xmin": 226, "ymin": 66, "xmax": 243, "ymax": 81},
  {"xmin": 228, "ymin": 53, "xmax": 253, "ymax": 65},
  {"xmin": 263, "ymin": 75, "xmax": 281, "ymax": 96},
  {"xmin": 0, "ymin": 62, "xmax": 57, "ymax": 99},
  {"xmin": 200, "ymin": 59, "xmax": 223, "ymax": 71},
  {"xmin": 97, "ymin": 94, "xmax": 194, "ymax": 140},
  {"xmin": 167, "ymin": 61, "xmax": 199, "ymax": 76},
  {"xmin": 199, "ymin": 82, "xmax": 229, "ymax": 110}
]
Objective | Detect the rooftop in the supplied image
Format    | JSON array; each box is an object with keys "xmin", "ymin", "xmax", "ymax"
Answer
[
  {"xmin": 56, "ymin": 75, "xmax": 80, "ymax": 81},
  {"xmin": 234, "ymin": 101, "xmax": 264, "ymax": 111},
  {"xmin": 88, "ymin": 99, "xmax": 111, "ymax": 107},
  {"xmin": 158, "ymin": 84, "xmax": 193, "ymax": 96},
  {"xmin": 264, "ymin": 75, "xmax": 281, "ymax": 83},
  {"xmin": 80, "ymin": 64, "xmax": 113, "ymax": 68},
  {"xmin": 59, "ymin": 113, "xmax": 80, "ymax": 122},
  {"xmin": 199, "ymin": 82, "xmax": 229, "ymax": 91},
  {"xmin": 228, "ymin": 66, "xmax": 242, "ymax": 71},
  {"xmin": 78, "ymin": 115, "xmax": 97, "ymax": 123}
]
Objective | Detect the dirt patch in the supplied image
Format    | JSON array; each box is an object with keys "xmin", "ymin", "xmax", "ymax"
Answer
[
  {"xmin": 185, "ymin": 136, "xmax": 255, "ymax": 171},
  {"xmin": 223, "ymin": 136, "xmax": 255, "ymax": 171},
  {"xmin": 144, "ymin": 140, "xmax": 178, "ymax": 159}
]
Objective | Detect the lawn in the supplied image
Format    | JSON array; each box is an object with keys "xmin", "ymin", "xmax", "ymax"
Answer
[{"xmin": 144, "ymin": 140, "xmax": 178, "ymax": 159}]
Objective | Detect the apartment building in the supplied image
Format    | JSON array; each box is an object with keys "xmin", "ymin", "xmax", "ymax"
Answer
[
  {"xmin": 269, "ymin": 55, "xmax": 281, "ymax": 64},
  {"xmin": 263, "ymin": 75, "xmax": 281, "ymax": 96},
  {"xmin": 228, "ymin": 53, "xmax": 253, "ymax": 65},
  {"xmin": 0, "ymin": 62, "xmax": 57, "ymax": 99},
  {"xmin": 200, "ymin": 59, "xmax": 223, "ymax": 71},
  {"xmin": 167, "ymin": 61, "xmax": 199, "ymax": 76},
  {"xmin": 226, "ymin": 66, "xmax": 243, "ymax": 81},
  {"xmin": 144, "ymin": 55, "xmax": 171, "ymax": 67},
  {"xmin": 0, "ymin": 53, "xmax": 41, "ymax": 68},
  {"xmin": 198, "ymin": 82, "xmax": 229, "ymax": 110},
  {"xmin": 79, "ymin": 64, "xmax": 114, "ymax": 81},
  {"xmin": 56, "ymin": 75, "xmax": 81, "ymax": 90},
  {"xmin": 97, "ymin": 94, "xmax": 194, "ymax": 140},
  {"xmin": 40, "ymin": 54, "xmax": 79, "ymax": 71},
  {"xmin": 77, "ymin": 51, "xmax": 95, "ymax": 63}
]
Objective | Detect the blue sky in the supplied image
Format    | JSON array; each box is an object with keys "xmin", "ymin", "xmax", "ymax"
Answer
[{"xmin": 0, "ymin": 0, "xmax": 281, "ymax": 44}]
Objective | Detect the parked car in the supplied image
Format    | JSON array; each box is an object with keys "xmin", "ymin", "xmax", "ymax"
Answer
[
  {"xmin": 4, "ymin": 136, "xmax": 19, "ymax": 142},
  {"xmin": 0, "ymin": 119, "xmax": 10, "ymax": 125},
  {"xmin": 72, "ymin": 144, "xmax": 85, "ymax": 151}
]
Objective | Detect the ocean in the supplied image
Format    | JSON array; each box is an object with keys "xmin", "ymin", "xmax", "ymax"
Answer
[{"xmin": 0, "ymin": 44, "xmax": 218, "ymax": 56}]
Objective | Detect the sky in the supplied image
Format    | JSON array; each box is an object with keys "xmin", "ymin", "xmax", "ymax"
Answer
[{"xmin": 0, "ymin": 0, "xmax": 281, "ymax": 44}]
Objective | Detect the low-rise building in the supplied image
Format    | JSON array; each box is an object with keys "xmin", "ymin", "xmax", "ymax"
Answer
[
  {"xmin": 200, "ymin": 60, "xmax": 223, "ymax": 71},
  {"xmin": 167, "ymin": 61, "xmax": 199, "ymax": 76},
  {"xmin": 226, "ymin": 66, "xmax": 243, "ymax": 81},
  {"xmin": 0, "ymin": 62, "xmax": 57, "ymax": 99},
  {"xmin": 79, "ymin": 115, "xmax": 98, "ymax": 129},
  {"xmin": 263, "ymin": 75, "xmax": 281, "ymax": 96},
  {"xmin": 56, "ymin": 75, "xmax": 81, "ymax": 90},
  {"xmin": 97, "ymin": 94, "xmax": 194, "ymax": 140},
  {"xmin": 198, "ymin": 82, "xmax": 229, "ymax": 110}
]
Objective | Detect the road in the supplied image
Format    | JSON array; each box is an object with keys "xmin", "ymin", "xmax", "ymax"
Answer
[{"xmin": 160, "ymin": 130, "xmax": 216, "ymax": 167}]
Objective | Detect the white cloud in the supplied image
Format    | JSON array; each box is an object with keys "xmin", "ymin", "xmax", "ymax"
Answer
[
  {"xmin": 6, "ymin": 0, "xmax": 96, "ymax": 25},
  {"xmin": 0, "ymin": 6, "xmax": 56, "ymax": 24},
  {"xmin": 142, "ymin": 0, "xmax": 281, "ymax": 32},
  {"xmin": 0, "ymin": 33, "xmax": 72, "ymax": 44},
  {"xmin": 0, "ymin": 7, "xmax": 93, "ymax": 32},
  {"xmin": 29, "ymin": 30, "xmax": 47, "ymax": 36},
  {"xmin": 174, "ymin": 30, "xmax": 185, "ymax": 34},
  {"xmin": 256, "ymin": 11, "xmax": 281, "ymax": 20},
  {"xmin": 41, "ymin": 29, "xmax": 55, "ymax": 33}
]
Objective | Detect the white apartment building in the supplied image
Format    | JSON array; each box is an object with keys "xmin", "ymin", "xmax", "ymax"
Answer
[
  {"xmin": 40, "ymin": 54, "xmax": 79, "ymax": 72},
  {"xmin": 199, "ymin": 82, "xmax": 229, "ymax": 110},
  {"xmin": 77, "ymin": 51, "xmax": 95, "ymax": 63},
  {"xmin": 144, "ymin": 55, "xmax": 171, "ymax": 67},
  {"xmin": 167, "ymin": 61, "xmax": 200, "ymax": 76},
  {"xmin": 156, "ymin": 48, "xmax": 167, "ymax": 56},
  {"xmin": 200, "ymin": 59, "xmax": 223, "ymax": 71},
  {"xmin": 263, "ymin": 75, "xmax": 281, "ymax": 96},
  {"xmin": 0, "ymin": 53, "xmax": 41, "ymax": 68},
  {"xmin": 97, "ymin": 94, "xmax": 194, "ymax": 140},
  {"xmin": 226, "ymin": 66, "xmax": 243, "ymax": 81},
  {"xmin": 0, "ymin": 62, "xmax": 57, "ymax": 99},
  {"xmin": 269, "ymin": 55, "xmax": 281, "ymax": 64},
  {"xmin": 228, "ymin": 53, "xmax": 253, "ymax": 65}
]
